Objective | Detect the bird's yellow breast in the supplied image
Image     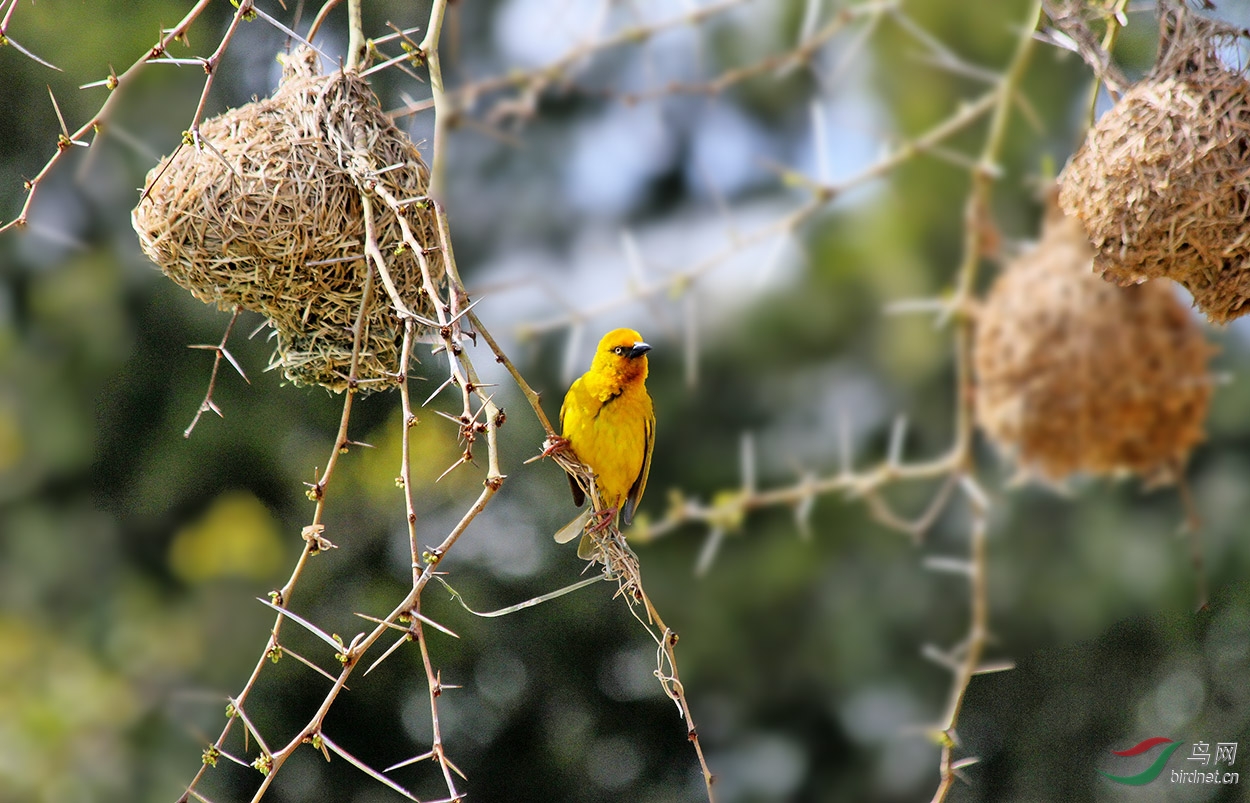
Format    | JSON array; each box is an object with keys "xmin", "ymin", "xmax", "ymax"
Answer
[{"xmin": 561, "ymin": 378, "xmax": 652, "ymax": 507}]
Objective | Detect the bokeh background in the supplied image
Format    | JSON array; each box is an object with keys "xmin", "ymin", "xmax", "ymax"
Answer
[{"xmin": 3, "ymin": 0, "xmax": 1250, "ymax": 801}]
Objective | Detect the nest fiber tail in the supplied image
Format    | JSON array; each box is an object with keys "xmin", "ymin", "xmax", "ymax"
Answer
[
  {"xmin": 1059, "ymin": 5, "xmax": 1250, "ymax": 324},
  {"xmin": 974, "ymin": 195, "xmax": 1214, "ymax": 485},
  {"xmin": 132, "ymin": 47, "xmax": 441, "ymax": 391}
]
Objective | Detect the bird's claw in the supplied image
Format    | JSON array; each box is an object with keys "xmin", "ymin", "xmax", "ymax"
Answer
[
  {"xmin": 540, "ymin": 435, "xmax": 571, "ymax": 458},
  {"xmin": 586, "ymin": 507, "xmax": 618, "ymax": 534}
]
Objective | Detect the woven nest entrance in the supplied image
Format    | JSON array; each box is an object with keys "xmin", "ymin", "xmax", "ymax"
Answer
[
  {"xmin": 132, "ymin": 47, "xmax": 441, "ymax": 392},
  {"xmin": 1059, "ymin": 2, "xmax": 1250, "ymax": 324}
]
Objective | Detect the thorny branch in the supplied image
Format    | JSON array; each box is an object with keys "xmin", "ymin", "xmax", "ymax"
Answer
[
  {"xmin": 184, "ymin": 0, "xmax": 254, "ymax": 150},
  {"xmin": 1039, "ymin": 0, "xmax": 1133, "ymax": 102},
  {"xmin": 7, "ymin": 0, "xmax": 1066, "ymax": 801},
  {"xmin": 636, "ymin": 589, "xmax": 718, "ymax": 798},
  {"xmin": 391, "ymin": 0, "xmax": 757, "ymax": 123},
  {"xmin": 183, "ymin": 307, "xmax": 249, "ymax": 438},
  {"xmin": 178, "ymin": 0, "xmax": 712, "ymax": 799},
  {"xmin": 617, "ymin": 2, "xmax": 1045, "ymax": 801},
  {"xmin": 182, "ymin": 246, "xmax": 374, "ymax": 801},
  {"xmin": 0, "ymin": 0, "xmax": 60, "ymax": 70},
  {"xmin": 514, "ymin": 69, "xmax": 1003, "ymax": 348},
  {"xmin": 1, "ymin": 0, "xmax": 216, "ymax": 234},
  {"xmin": 1, "ymin": 0, "xmax": 337, "ymax": 235},
  {"xmin": 177, "ymin": 0, "xmax": 506, "ymax": 799}
]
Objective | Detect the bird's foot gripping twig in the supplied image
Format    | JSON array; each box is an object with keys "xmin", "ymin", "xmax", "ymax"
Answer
[
  {"xmin": 525, "ymin": 435, "xmax": 571, "ymax": 465},
  {"xmin": 586, "ymin": 506, "xmax": 618, "ymax": 534},
  {"xmin": 540, "ymin": 435, "xmax": 570, "ymax": 457}
]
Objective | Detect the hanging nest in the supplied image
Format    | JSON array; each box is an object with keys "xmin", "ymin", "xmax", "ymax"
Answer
[
  {"xmin": 1058, "ymin": 2, "xmax": 1250, "ymax": 324},
  {"xmin": 132, "ymin": 47, "xmax": 441, "ymax": 391},
  {"xmin": 974, "ymin": 192, "xmax": 1215, "ymax": 485}
]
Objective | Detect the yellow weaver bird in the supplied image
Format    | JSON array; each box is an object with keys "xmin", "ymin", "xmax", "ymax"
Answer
[{"xmin": 554, "ymin": 328, "xmax": 655, "ymax": 558}]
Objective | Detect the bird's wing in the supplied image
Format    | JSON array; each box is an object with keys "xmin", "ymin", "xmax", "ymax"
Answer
[
  {"xmin": 621, "ymin": 404, "xmax": 654, "ymax": 526},
  {"xmin": 554, "ymin": 508, "xmax": 594, "ymax": 544},
  {"xmin": 560, "ymin": 379, "xmax": 586, "ymax": 508},
  {"xmin": 558, "ymin": 381, "xmax": 570, "ymax": 430},
  {"xmin": 566, "ymin": 472, "xmax": 585, "ymax": 508}
]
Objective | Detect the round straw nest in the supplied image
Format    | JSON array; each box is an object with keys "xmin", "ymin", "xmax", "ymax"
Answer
[
  {"xmin": 974, "ymin": 193, "xmax": 1215, "ymax": 486},
  {"xmin": 132, "ymin": 47, "xmax": 441, "ymax": 392},
  {"xmin": 1058, "ymin": 5, "xmax": 1250, "ymax": 324}
]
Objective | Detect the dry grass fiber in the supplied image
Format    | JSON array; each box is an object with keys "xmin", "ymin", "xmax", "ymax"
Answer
[
  {"xmin": 1059, "ymin": 4, "xmax": 1250, "ymax": 323},
  {"xmin": 133, "ymin": 47, "xmax": 441, "ymax": 391},
  {"xmin": 975, "ymin": 193, "xmax": 1214, "ymax": 485}
]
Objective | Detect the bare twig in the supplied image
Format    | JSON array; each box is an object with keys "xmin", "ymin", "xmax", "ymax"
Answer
[
  {"xmin": 417, "ymin": 0, "xmax": 452, "ymax": 198},
  {"xmin": 185, "ymin": 0, "xmax": 254, "ymax": 148},
  {"xmin": 180, "ymin": 252, "xmax": 374, "ymax": 802},
  {"xmin": 2, "ymin": 0, "xmax": 216, "ymax": 233},
  {"xmin": 0, "ymin": 0, "xmax": 61, "ymax": 70},
  {"xmin": 7, "ymin": 1, "xmax": 1077, "ymax": 801},
  {"xmin": 346, "ymin": 0, "xmax": 367, "ymax": 70},
  {"xmin": 392, "ymin": 0, "xmax": 757, "ymax": 123},
  {"xmin": 184, "ymin": 308, "xmax": 248, "ymax": 438},
  {"xmin": 636, "ymin": 589, "xmax": 718, "ymax": 802},
  {"xmin": 609, "ymin": 1, "xmax": 895, "ymax": 104},
  {"xmin": 517, "ymin": 84, "xmax": 1000, "ymax": 340}
]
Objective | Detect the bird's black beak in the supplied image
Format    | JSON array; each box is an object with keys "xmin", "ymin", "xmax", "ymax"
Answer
[{"xmin": 628, "ymin": 342, "xmax": 652, "ymax": 359}]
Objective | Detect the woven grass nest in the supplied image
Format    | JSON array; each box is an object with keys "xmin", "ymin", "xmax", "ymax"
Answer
[
  {"xmin": 974, "ymin": 193, "xmax": 1215, "ymax": 485},
  {"xmin": 1059, "ymin": 3, "xmax": 1250, "ymax": 324},
  {"xmin": 132, "ymin": 47, "xmax": 441, "ymax": 392}
]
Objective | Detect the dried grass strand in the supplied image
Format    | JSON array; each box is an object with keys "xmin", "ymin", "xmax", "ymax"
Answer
[
  {"xmin": 1059, "ymin": 3, "xmax": 1250, "ymax": 323},
  {"xmin": 974, "ymin": 192, "xmax": 1215, "ymax": 484},
  {"xmin": 133, "ymin": 47, "xmax": 443, "ymax": 390}
]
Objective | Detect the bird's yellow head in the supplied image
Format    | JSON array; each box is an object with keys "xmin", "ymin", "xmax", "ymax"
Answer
[{"xmin": 590, "ymin": 327, "xmax": 652, "ymax": 387}]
